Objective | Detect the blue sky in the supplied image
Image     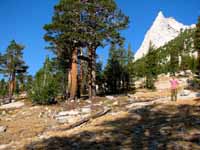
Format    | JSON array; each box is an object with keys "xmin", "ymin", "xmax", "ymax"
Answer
[{"xmin": 0, "ymin": 0, "xmax": 199, "ymax": 76}]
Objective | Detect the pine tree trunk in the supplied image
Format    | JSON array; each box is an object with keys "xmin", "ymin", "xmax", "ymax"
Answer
[
  {"xmin": 67, "ymin": 69, "xmax": 72, "ymax": 99},
  {"xmin": 8, "ymin": 72, "xmax": 15, "ymax": 102},
  {"xmin": 88, "ymin": 47, "xmax": 96, "ymax": 100},
  {"xmin": 88, "ymin": 48, "xmax": 92, "ymax": 99},
  {"xmin": 80, "ymin": 48, "xmax": 85, "ymax": 96},
  {"xmin": 70, "ymin": 47, "xmax": 78, "ymax": 100}
]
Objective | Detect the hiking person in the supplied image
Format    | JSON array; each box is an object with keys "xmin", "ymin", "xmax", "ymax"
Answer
[{"xmin": 170, "ymin": 76, "xmax": 179, "ymax": 101}]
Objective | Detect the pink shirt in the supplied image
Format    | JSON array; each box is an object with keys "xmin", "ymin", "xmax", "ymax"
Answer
[{"xmin": 170, "ymin": 79, "xmax": 179, "ymax": 89}]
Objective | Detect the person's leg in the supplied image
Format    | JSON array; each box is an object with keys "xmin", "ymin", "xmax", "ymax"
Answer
[
  {"xmin": 175, "ymin": 88, "xmax": 177, "ymax": 101},
  {"xmin": 171, "ymin": 89, "xmax": 174, "ymax": 101},
  {"xmin": 171, "ymin": 89, "xmax": 173, "ymax": 101}
]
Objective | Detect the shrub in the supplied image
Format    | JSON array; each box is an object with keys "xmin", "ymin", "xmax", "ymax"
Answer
[{"xmin": 28, "ymin": 57, "xmax": 59, "ymax": 105}]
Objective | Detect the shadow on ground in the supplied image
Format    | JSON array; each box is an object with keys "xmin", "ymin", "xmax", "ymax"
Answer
[{"xmin": 25, "ymin": 104, "xmax": 200, "ymax": 150}]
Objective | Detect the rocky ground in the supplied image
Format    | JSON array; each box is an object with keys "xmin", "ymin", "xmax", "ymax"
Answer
[{"xmin": 0, "ymin": 76, "xmax": 200, "ymax": 150}]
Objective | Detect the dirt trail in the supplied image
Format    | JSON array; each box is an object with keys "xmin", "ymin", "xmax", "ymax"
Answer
[{"xmin": 0, "ymin": 90, "xmax": 200, "ymax": 150}]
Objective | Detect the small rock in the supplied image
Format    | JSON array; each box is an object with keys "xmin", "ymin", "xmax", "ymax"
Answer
[
  {"xmin": 0, "ymin": 101, "xmax": 24, "ymax": 109},
  {"xmin": 19, "ymin": 92, "xmax": 27, "ymax": 99},
  {"xmin": 38, "ymin": 134, "xmax": 49, "ymax": 140},
  {"xmin": 57, "ymin": 110, "xmax": 80, "ymax": 116},
  {"xmin": 128, "ymin": 94, "xmax": 138, "ymax": 100},
  {"xmin": 144, "ymin": 129, "xmax": 150, "ymax": 136},
  {"xmin": 127, "ymin": 94, "xmax": 133, "ymax": 98},
  {"xmin": 99, "ymin": 101, "xmax": 103, "ymax": 105},
  {"xmin": 2, "ymin": 110, "xmax": 6, "ymax": 115},
  {"xmin": 0, "ymin": 144, "xmax": 11, "ymax": 150},
  {"xmin": 180, "ymin": 90, "xmax": 191, "ymax": 96},
  {"xmin": 38, "ymin": 112, "xmax": 45, "ymax": 118},
  {"xmin": 106, "ymin": 96, "xmax": 115, "ymax": 100},
  {"xmin": 56, "ymin": 116, "xmax": 78, "ymax": 124},
  {"xmin": 86, "ymin": 100, "xmax": 92, "ymax": 104},
  {"xmin": 113, "ymin": 101, "xmax": 118, "ymax": 106},
  {"xmin": 5, "ymin": 118, "xmax": 12, "ymax": 121},
  {"xmin": 0, "ymin": 126, "xmax": 7, "ymax": 133},
  {"xmin": 81, "ymin": 107, "xmax": 91, "ymax": 114},
  {"xmin": 159, "ymin": 126, "xmax": 172, "ymax": 135},
  {"xmin": 185, "ymin": 70, "xmax": 192, "ymax": 75}
]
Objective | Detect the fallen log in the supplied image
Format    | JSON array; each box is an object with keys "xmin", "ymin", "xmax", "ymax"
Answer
[{"xmin": 58, "ymin": 108, "xmax": 111, "ymax": 131}]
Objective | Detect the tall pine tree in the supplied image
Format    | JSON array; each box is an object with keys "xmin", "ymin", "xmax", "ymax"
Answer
[
  {"xmin": 0, "ymin": 40, "xmax": 28, "ymax": 102},
  {"xmin": 145, "ymin": 42, "xmax": 158, "ymax": 89}
]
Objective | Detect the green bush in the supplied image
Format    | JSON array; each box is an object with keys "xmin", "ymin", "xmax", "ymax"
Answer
[
  {"xmin": 0, "ymin": 79, "xmax": 8, "ymax": 98},
  {"xmin": 29, "ymin": 79, "xmax": 58, "ymax": 105},
  {"xmin": 28, "ymin": 57, "xmax": 59, "ymax": 105}
]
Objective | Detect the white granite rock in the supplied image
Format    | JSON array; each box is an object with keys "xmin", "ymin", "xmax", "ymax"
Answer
[
  {"xmin": 180, "ymin": 90, "xmax": 191, "ymax": 96},
  {"xmin": 56, "ymin": 110, "xmax": 80, "ymax": 117},
  {"xmin": 135, "ymin": 11, "xmax": 195, "ymax": 60},
  {"xmin": 0, "ymin": 101, "xmax": 24, "ymax": 109},
  {"xmin": 81, "ymin": 107, "xmax": 91, "ymax": 114},
  {"xmin": 0, "ymin": 144, "xmax": 11, "ymax": 150},
  {"xmin": 0, "ymin": 126, "xmax": 7, "ymax": 133},
  {"xmin": 106, "ymin": 96, "xmax": 115, "ymax": 100}
]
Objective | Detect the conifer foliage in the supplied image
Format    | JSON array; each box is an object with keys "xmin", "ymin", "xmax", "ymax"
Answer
[
  {"xmin": 194, "ymin": 16, "xmax": 200, "ymax": 74},
  {"xmin": 104, "ymin": 43, "xmax": 135, "ymax": 93},
  {"xmin": 29, "ymin": 57, "xmax": 59, "ymax": 104},
  {"xmin": 43, "ymin": 0, "xmax": 129, "ymax": 100},
  {"xmin": 0, "ymin": 40, "xmax": 28, "ymax": 101},
  {"xmin": 145, "ymin": 43, "xmax": 158, "ymax": 89}
]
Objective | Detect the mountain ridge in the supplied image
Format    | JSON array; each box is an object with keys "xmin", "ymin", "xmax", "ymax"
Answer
[{"xmin": 134, "ymin": 11, "xmax": 195, "ymax": 60}]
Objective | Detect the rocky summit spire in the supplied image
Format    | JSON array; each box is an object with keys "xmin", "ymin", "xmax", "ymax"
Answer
[
  {"xmin": 157, "ymin": 11, "xmax": 165, "ymax": 19},
  {"xmin": 134, "ymin": 11, "xmax": 194, "ymax": 60},
  {"xmin": 153, "ymin": 11, "xmax": 165, "ymax": 25},
  {"xmin": 158, "ymin": 11, "xmax": 164, "ymax": 18}
]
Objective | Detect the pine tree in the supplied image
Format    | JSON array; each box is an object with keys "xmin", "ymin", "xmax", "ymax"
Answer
[
  {"xmin": 194, "ymin": 16, "xmax": 200, "ymax": 75},
  {"xmin": 44, "ymin": 0, "xmax": 84, "ymax": 100},
  {"xmin": 44, "ymin": 0, "xmax": 129, "ymax": 100},
  {"xmin": 169, "ymin": 41, "xmax": 179, "ymax": 75},
  {"xmin": 78, "ymin": 0, "xmax": 129, "ymax": 99},
  {"xmin": 145, "ymin": 43, "xmax": 158, "ymax": 89},
  {"xmin": 126, "ymin": 43, "xmax": 135, "ymax": 90},
  {"xmin": 104, "ymin": 44, "xmax": 127, "ymax": 93},
  {"xmin": 0, "ymin": 40, "xmax": 28, "ymax": 102}
]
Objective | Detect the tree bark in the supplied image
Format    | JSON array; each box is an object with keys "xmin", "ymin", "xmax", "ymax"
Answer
[
  {"xmin": 67, "ymin": 69, "xmax": 72, "ymax": 99},
  {"xmin": 8, "ymin": 72, "xmax": 15, "ymax": 102},
  {"xmin": 70, "ymin": 47, "xmax": 78, "ymax": 100},
  {"xmin": 79, "ymin": 48, "xmax": 85, "ymax": 96},
  {"xmin": 88, "ymin": 47, "xmax": 96, "ymax": 100},
  {"xmin": 88, "ymin": 48, "xmax": 92, "ymax": 99}
]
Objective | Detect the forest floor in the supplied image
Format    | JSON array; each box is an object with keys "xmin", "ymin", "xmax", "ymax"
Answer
[{"xmin": 1, "ymin": 77, "xmax": 200, "ymax": 150}]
